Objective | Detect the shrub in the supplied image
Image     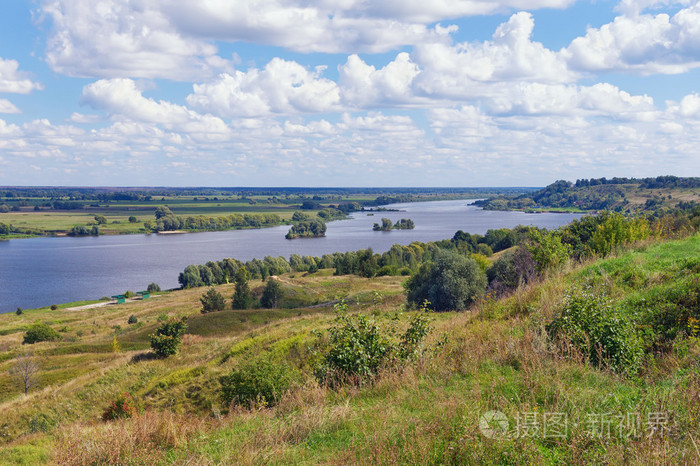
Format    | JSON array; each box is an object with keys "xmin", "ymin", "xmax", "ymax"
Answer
[
  {"xmin": 220, "ymin": 357, "xmax": 296, "ymax": 407},
  {"xmin": 50, "ymin": 304, "xmax": 58, "ymax": 310},
  {"xmin": 123, "ymin": 291, "xmax": 136, "ymax": 299},
  {"xmin": 23, "ymin": 322, "xmax": 61, "ymax": 344},
  {"xmin": 127, "ymin": 315, "xmax": 138, "ymax": 324},
  {"xmin": 405, "ymin": 250, "xmax": 487, "ymax": 311},
  {"xmin": 527, "ymin": 229, "xmax": 571, "ymax": 272},
  {"xmin": 487, "ymin": 247, "xmax": 537, "ymax": 295},
  {"xmin": 314, "ymin": 302, "xmax": 431, "ymax": 386},
  {"xmin": 128, "ymin": 216, "xmax": 138, "ymax": 223},
  {"xmin": 150, "ymin": 320, "xmax": 187, "ymax": 357},
  {"xmin": 546, "ymin": 289, "xmax": 643, "ymax": 374},
  {"xmin": 147, "ymin": 282, "xmax": 161, "ymax": 293},
  {"xmin": 102, "ymin": 392, "xmax": 138, "ymax": 421},
  {"xmin": 200, "ymin": 287, "xmax": 225, "ymax": 313},
  {"xmin": 28, "ymin": 413, "xmax": 55, "ymax": 433},
  {"xmin": 16, "ymin": 307, "xmax": 22, "ymax": 315}
]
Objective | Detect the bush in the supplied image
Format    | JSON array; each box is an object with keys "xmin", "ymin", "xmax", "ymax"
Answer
[
  {"xmin": 487, "ymin": 247, "xmax": 537, "ymax": 295},
  {"xmin": 405, "ymin": 250, "xmax": 487, "ymax": 311},
  {"xmin": 220, "ymin": 357, "xmax": 296, "ymax": 407},
  {"xmin": 147, "ymin": 282, "xmax": 161, "ymax": 293},
  {"xmin": 127, "ymin": 315, "xmax": 138, "ymax": 324},
  {"xmin": 128, "ymin": 216, "xmax": 138, "ymax": 223},
  {"xmin": 16, "ymin": 307, "xmax": 22, "ymax": 315},
  {"xmin": 150, "ymin": 320, "xmax": 187, "ymax": 357},
  {"xmin": 546, "ymin": 289, "xmax": 643, "ymax": 374},
  {"xmin": 314, "ymin": 302, "xmax": 431, "ymax": 386},
  {"xmin": 50, "ymin": 304, "xmax": 58, "ymax": 310},
  {"xmin": 102, "ymin": 392, "xmax": 138, "ymax": 421},
  {"xmin": 123, "ymin": 291, "xmax": 136, "ymax": 299},
  {"xmin": 23, "ymin": 322, "xmax": 61, "ymax": 344},
  {"xmin": 527, "ymin": 230, "xmax": 571, "ymax": 272},
  {"xmin": 200, "ymin": 287, "xmax": 225, "ymax": 313}
]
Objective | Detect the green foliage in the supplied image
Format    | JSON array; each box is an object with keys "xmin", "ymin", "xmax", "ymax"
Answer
[
  {"xmin": 220, "ymin": 357, "xmax": 296, "ymax": 407},
  {"xmin": 23, "ymin": 322, "xmax": 60, "ymax": 344},
  {"xmin": 102, "ymin": 392, "xmax": 138, "ymax": 421},
  {"xmin": 260, "ymin": 278, "xmax": 283, "ymax": 308},
  {"xmin": 50, "ymin": 304, "xmax": 58, "ymax": 310},
  {"xmin": 200, "ymin": 287, "xmax": 226, "ymax": 313},
  {"xmin": 526, "ymin": 229, "xmax": 572, "ymax": 272},
  {"xmin": 93, "ymin": 214, "xmax": 107, "ymax": 224},
  {"xmin": 150, "ymin": 320, "xmax": 187, "ymax": 357},
  {"xmin": 16, "ymin": 307, "xmax": 22, "ymax": 315},
  {"xmin": 393, "ymin": 218, "xmax": 415, "ymax": 230},
  {"xmin": 588, "ymin": 212, "xmax": 651, "ymax": 257},
  {"xmin": 405, "ymin": 250, "xmax": 487, "ymax": 311},
  {"xmin": 486, "ymin": 247, "xmax": 537, "ymax": 295},
  {"xmin": 285, "ymin": 219, "xmax": 327, "ymax": 239},
  {"xmin": 373, "ymin": 218, "xmax": 393, "ymax": 231},
  {"xmin": 232, "ymin": 267, "xmax": 253, "ymax": 309},
  {"xmin": 547, "ymin": 289, "xmax": 643, "ymax": 374},
  {"xmin": 127, "ymin": 315, "xmax": 138, "ymax": 324},
  {"xmin": 128, "ymin": 215, "xmax": 138, "ymax": 223},
  {"xmin": 314, "ymin": 302, "xmax": 432, "ymax": 386},
  {"xmin": 147, "ymin": 282, "xmax": 161, "ymax": 292},
  {"xmin": 27, "ymin": 413, "xmax": 55, "ymax": 433}
]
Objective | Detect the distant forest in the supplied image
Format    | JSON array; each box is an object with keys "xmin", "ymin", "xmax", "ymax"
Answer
[{"xmin": 474, "ymin": 176, "xmax": 700, "ymax": 213}]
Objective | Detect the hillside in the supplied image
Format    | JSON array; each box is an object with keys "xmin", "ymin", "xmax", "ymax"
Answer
[
  {"xmin": 474, "ymin": 176, "xmax": 700, "ymax": 213},
  {"xmin": 1, "ymin": 233, "xmax": 700, "ymax": 464}
]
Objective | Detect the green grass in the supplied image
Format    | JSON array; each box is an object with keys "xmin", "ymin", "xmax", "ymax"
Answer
[{"xmin": 1, "ymin": 236, "xmax": 700, "ymax": 463}]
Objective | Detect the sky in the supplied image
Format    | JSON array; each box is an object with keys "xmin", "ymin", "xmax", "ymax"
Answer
[{"xmin": 0, "ymin": 0, "xmax": 699, "ymax": 187}]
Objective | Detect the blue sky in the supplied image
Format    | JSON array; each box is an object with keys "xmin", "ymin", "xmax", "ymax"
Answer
[{"xmin": 0, "ymin": 0, "xmax": 699, "ymax": 187}]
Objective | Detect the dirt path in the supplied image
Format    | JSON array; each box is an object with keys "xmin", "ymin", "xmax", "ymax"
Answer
[{"xmin": 64, "ymin": 294, "xmax": 163, "ymax": 311}]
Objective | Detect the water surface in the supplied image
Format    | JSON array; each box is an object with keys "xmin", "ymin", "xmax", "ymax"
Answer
[{"xmin": 0, "ymin": 200, "xmax": 583, "ymax": 312}]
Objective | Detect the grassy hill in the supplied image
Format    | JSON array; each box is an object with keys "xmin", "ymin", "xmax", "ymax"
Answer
[
  {"xmin": 475, "ymin": 176, "xmax": 700, "ymax": 213},
  {"xmin": 1, "ymin": 235, "xmax": 700, "ymax": 464}
]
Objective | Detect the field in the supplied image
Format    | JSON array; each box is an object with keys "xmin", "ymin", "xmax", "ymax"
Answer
[
  {"xmin": 1, "ymin": 234, "xmax": 699, "ymax": 464},
  {"xmin": 0, "ymin": 188, "xmax": 510, "ymax": 237}
]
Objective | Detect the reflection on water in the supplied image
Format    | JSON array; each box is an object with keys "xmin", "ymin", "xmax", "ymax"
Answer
[{"xmin": 0, "ymin": 200, "xmax": 584, "ymax": 312}]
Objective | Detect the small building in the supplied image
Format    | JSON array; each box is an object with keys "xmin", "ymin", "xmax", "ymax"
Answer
[
  {"xmin": 137, "ymin": 291, "xmax": 150, "ymax": 300},
  {"xmin": 111, "ymin": 294, "xmax": 126, "ymax": 304}
]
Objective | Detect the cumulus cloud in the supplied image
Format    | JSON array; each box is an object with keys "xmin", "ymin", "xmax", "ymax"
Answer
[
  {"xmin": 0, "ymin": 57, "xmax": 43, "ymax": 94},
  {"xmin": 565, "ymin": 2, "xmax": 700, "ymax": 74},
  {"xmin": 187, "ymin": 59, "xmax": 340, "ymax": 117}
]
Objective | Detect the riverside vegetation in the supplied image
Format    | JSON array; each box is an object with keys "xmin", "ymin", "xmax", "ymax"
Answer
[{"xmin": 1, "ymin": 203, "xmax": 700, "ymax": 463}]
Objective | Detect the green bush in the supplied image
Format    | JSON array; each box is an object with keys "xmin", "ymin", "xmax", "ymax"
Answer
[
  {"xmin": 200, "ymin": 287, "xmax": 225, "ymax": 313},
  {"xmin": 314, "ymin": 302, "xmax": 431, "ymax": 386},
  {"xmin": 50, "ymin": 304, "xmax": 58, "ymax": 310},
  {"xmin": 404, "ymin": 250, "xmax": 487, "ymax": 311},
  {"xmin": 16, "ymin": 307, "xmax": 22, "ymax": 315},
  {"xmin": 127, "ymin": 315, "xmax": 138, "ymax": 324},
  {"xmin": 102, "ymin": 392, "xmax": 138, "ymax": 421},
  {"xmin": 23, "ymin": 322, "xmax": 60, "ymax": 344},
  {"xmin": 150, "ymin": 320, "xmax": 187, "ymax": 357},
  {"xmin": 220, "ymin": 357, "xmax": 296, "ymax": 407},
  {"xmin": 546, "ymin": 289, "xmax": 643, "ymax": 374},
  {"xmin": 527, "ymin": 229, "xmax": 572, "ymax": 272},
  {"xmin": 27, "ymin": 413, "xmax": 55, "ymax": 433}
]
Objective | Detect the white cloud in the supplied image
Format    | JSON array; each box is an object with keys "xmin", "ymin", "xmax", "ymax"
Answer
[
  {"xmin": 187, "ymin": 59, "xmax": 340, "ymax": 117},
  {"xmin": 565, "ymin": 3, "xmax": 700, "ymax": 74},
  {"xmin": 339, "ymin": 53, "xmax": 421, "ymax": 107},
  {"xmin": 0, "ymin": 57, "xmax": 43, "ymax": 94},
  {"xmin": 0, "ymin": 99, "xmax": 21, "ymax": 114}
]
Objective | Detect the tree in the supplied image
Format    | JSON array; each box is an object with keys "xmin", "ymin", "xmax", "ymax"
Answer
[
  {"xmin": 405, "ymin": 250, "xmax": 487, "ymax": 311},
  {"xmin": 128, "ymin": 216, "xmax": 138, "ymax": 223},
  {"xmin": 23, "ymin": 322, "xmax": 60, "ymax": 344},
  {"xmin": 94, "ymin": 214, "xmax": 107, "ymax": 224},
  {"xmin": 147, "ymin": 282, "xmax": 161, "ymax": 293},
  {"xmin": 154, "ymin": 205, "xmax": 174, "ymax": 219},
  {"xmin": 201, "ymin": 287, "xmax": 226, "ymax": 313},
  {"xmin": 232, "ymin": 267, "xmax": 253, "ymax": 309},
  {"xmin": 260, "ymin": 278, "xmax": 283, "ymax": 308},
  {"xmin": 11, "ymin": 354, "xmax": 40, "ymax": 395},
  {"xmin": 150, "ymin": 320, "xmax": 187, "ymax": 357}
]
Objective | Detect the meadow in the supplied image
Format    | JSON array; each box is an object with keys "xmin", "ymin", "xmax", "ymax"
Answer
[{"xmin": 1, "ymin": 232, "xmax": 699, "ymax": 464}]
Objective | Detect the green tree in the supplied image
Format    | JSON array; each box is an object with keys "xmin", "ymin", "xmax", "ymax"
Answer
[
  {"xmin": 147, "ymin": 282, "xmax": 161, "ymax": 293},
  {"xmin": 405, "ymin": 250, "xmax": 487, "ymax": 311},
  {"xmin": 526, "ymin": 229, "xmax": 572, "ymax": 272},
  {"xmin": 260, "ymin": 278, "xmax": 283, "ymax": 308},
  {"xmin": 232, "ymin": 267, "xmax": 253, "ymax": 309},
  {"xmin": 128, "ymin": 216, "xmax": 138, "ymax": 223},
  {"xmin": 154, "ymin": 205, "xmax": 174, "ymax": 219},
  {"xmin": 201, "ymin": 287, "xmax": 226, "ymax": 313},
  {"xmin": 94, "ymin": 214, "xmax": 107, "ymax": 224},
  {"xmin": 150, "ymin": 320, "xmax": 187, "ymax": 357}
]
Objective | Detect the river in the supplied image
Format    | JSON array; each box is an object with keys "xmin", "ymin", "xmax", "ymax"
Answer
[{"xmin": 0, "ymin": 199, "xmax": 584, "ymax": 313}]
